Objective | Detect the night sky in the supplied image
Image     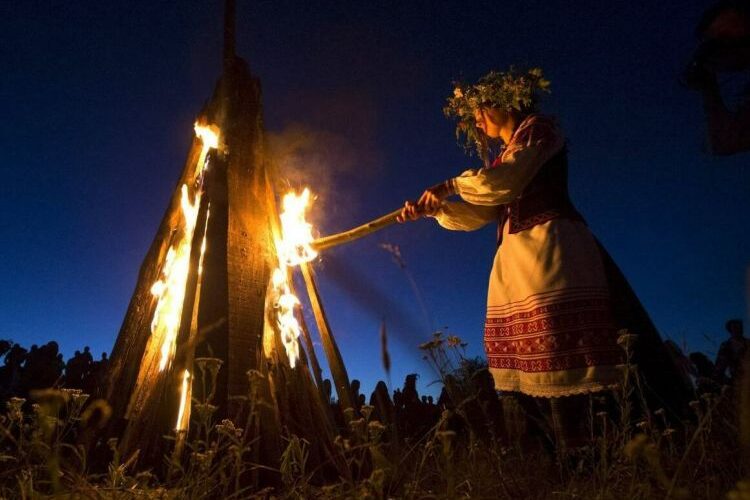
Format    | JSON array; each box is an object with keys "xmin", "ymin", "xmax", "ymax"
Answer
[{"xmin": 2, "ymin": 1, "xmax": 748, "ymax": 396}]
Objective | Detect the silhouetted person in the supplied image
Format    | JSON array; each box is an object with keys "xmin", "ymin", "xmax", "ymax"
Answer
[
  {"xmin": 369, "ymin": 380, "xmax": 394, "ymax": 425},
  {"xmin": 0, "ymin": 343, "xmax": 27, "ymax": 400},
  {"xmin": 65, "ymin": 350, "xmax": 85, "ymax": 389},
  {"xmin": 685, "ymin": 1, "xmax": 750, "ymax": 155},
  {"xmin": 715, "ymin": 319, "xmax": 749, "ymax": 382},
  {"xmin": 350, "ymin": 379, "xmax": 362, "ymax": 410},
  {"xmin": 0, "ymin": 340, "xmax": 11, "ymax": 359},
  {"xmin": 322, "ymin": 378, "xmax": 333, "ymax": 404},
  {"xmin": 20, "ymin": 342, "xmax": 62, "ymax": 394}
]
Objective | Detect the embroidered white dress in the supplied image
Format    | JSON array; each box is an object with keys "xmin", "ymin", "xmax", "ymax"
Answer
[{"xmin": 434, "ymin": 115, "xmax": 623, "ymax": 397}]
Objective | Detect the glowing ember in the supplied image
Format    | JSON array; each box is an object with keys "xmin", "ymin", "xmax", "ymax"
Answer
[
  {"xmin": 194, "ymin": 123, "xmax": 220, "ymax": 178},
  {"xmin": 271, "ymin": 268, "xmax": 302, "ymax": 368},
  {"xmin": 198, "ymin": 205, "xmax": 211, "ymax": 276},
  {"xmin": 277, "ymin": 188, "xmax": 318, "ymax": 266},
  {"xmin": 152, "ymin": 186, "xmax": 201, "ymax": 372},
  {"xmin": 269, "ymin": 189, "xmax": 317, "ymax": 367},
  {"xmin": 175, "ymin": 369, "xmax": 191, "ymax": 431},
  {"xmin": 150, "ymin": 124, "xmax": 219, "ymax": 372}
]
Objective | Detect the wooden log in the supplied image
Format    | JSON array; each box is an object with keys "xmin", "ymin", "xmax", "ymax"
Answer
[
  {"xmin": 103, "ymin": 135, "xmax": 204, "ymax": 439},
  {"xmin": 300, "ymin": 262, "xmax": 354, "ymax": 413},
  {"xmin": 311, "ymin": 208, "xmax": 401, "ymax": 252}
]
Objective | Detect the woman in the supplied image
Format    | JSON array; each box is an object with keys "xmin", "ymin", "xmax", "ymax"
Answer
[{"xmin": 399, "ymin": 68, "xmax": 690, "ymax": 448}]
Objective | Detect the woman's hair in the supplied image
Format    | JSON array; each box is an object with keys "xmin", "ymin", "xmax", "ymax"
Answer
[{"xmin": 444, "ymin": 67, "xmax": 550, "ymax": 160}]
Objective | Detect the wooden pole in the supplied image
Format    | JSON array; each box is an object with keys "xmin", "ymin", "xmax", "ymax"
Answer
[
  {"xmin": 296, "ymin": 307, "xmax": 326, "ymax": 393},
  {"xmin": 311, "ymin": 208, "xmax": 401, "ymax": 252},
  {"xmin": 300, "ymin": 262, "xmax": 354, "ymax": 413}
]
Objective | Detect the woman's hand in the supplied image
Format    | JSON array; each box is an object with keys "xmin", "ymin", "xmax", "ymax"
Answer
[
  {"xmin": 397, "ymin": 180, "xmax": 455, "ymax": 223},
  {"xmin": 417, "ymin": 180, "xmax": 455, "ymax": 213},
  {"xmin": 397, "ymin": 200, "xmax": 423, "ymax": 223}
]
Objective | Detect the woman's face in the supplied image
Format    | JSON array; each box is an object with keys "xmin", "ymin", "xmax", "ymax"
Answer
[{"xmin": 473, "ymin": 108, "xmax": 504, "ymax": 139}]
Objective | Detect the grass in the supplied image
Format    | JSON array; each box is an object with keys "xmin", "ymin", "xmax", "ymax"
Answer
[{"xmin": 0, "ymin": 333, "xmax": 745, "ymax": 499}]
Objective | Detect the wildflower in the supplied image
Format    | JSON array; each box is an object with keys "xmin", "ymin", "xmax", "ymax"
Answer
[
  {"xmin": 334, "ymin": 435, "xmax": 351, "ymax": 451},
  {"xmin": 616, "ymin": 331, "xmax": 639, "ymax": 350},
  {"xmin": 360, "ymin": 404, "xmax": 374, "ymax": 421},
  {"xmin": 192, "ymin": 403, "xmax": 218, "ymax": 424},
  {"xmin": 216, "ymin": 418, "xmax": 243, "ymax": 437},
  {"xmin": 107, "ymin": 437, "xmax": 119, "ymax": 452},
  {"xmin": 246, "ymin": 369, "xmax": 265, "ymax": 386},
  {"xmin": 367, "ymin": 420, "xmax": 386, "ymax": 442},
  {"xmin": 446, "ymin": 335, "xmax": 463, "ymax": 347},
  {"xmin": 63, "ymin": 388, "xmax": 89, "ymax": 409},
  {"xmin": 342, "ymin": 407, "xmax": 356, "ymax": 422},
  {"xmin": 349, "ymin": 417, "xmax": 366, "ymax": 437},
  {"xmin": 419, "ymin": 339, "xmax": 442, "ymax": 350},
  {"xmin": 7, "ymin": 397, "xmax": 25, "ymax": 422},
  {"xmin": 195, "ymin": 357, "xmax": 223, "ymax": 379}
]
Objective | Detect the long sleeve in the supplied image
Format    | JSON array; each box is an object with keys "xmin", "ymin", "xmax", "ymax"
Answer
[
  {"xmin": 431, "ymin": 201, "xmax": 500, "ymax": 231},
  {"xmin": 452, "ymin": 115, "xmax": 565, "ymax": 206}
]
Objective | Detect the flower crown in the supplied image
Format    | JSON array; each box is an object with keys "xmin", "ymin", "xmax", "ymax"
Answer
[{"xmin": 443, "ymin": 67, "xmax": 551, "ymax": 159}]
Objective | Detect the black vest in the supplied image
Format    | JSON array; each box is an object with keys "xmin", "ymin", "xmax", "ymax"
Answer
[{"xmin": 497, "ymin": 147, "xmax": 583, "ymax": 245}]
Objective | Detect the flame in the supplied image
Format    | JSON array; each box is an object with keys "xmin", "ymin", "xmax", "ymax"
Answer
[
  {"xmin": 271, "ymin": 268, "xmax": 302, "ymax": 368},
  {"xmin": 150, "ymin": 124, "xmax": 219, "ymax": 372},
  {"xmin": 277, "ymin": 188, "xmax": 318, "ymax": 266},
  {"xmin": 175, "ymin": 369, "xmax": 191, "ymax": 431},
  {"xmin": 151, "ymin": 186, "xmax": 201, "ymax": 371},
  {"xmin": 194, "ymin": 123, "xmax": 220, "ymax": 178},
  {"xmin": 270, "ymin": 189, "xmax": 317, "ymax": 368},
  {"xmin": 198, "ymin": 205, "xmax": 211, "ymax": 276}
]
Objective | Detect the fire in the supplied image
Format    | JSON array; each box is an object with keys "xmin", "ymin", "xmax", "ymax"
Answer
[
  {"xmin": 270, "ymin": 189, "xmax": 317, "ymax": 367},
  {"xmin": 271, "ymin": 268, "xmax": 302, "ymax": 368},
  {"xmin": 194, "ymin": 123, "xmax": 220, "ymax": 178},
  {"xmin": 175, "ymin": 369, "xmax": 191, "ymax": 431},
  {"xmin": 277, "ymin": 188, "xmax": 318, "ymax": 266},
  {"xmin": 151, "ymin": 123, "xmax": 219, "ymax": 372}
]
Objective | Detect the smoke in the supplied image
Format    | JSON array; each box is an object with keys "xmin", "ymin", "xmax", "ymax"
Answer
[
  {"xmin": 265, "ymin": 90, "xmax": 382, "ymax": 234},
  {"xmin": 315, "ymin": 252, "xmax": 429, "ymax": 349}
]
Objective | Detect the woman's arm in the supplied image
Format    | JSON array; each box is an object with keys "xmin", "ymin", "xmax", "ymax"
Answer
[
  {"xmin": 430, "ymin": 201, "xmax": 500, "ymax": 231},
  {"xmin": 452, "ymin": 115, "xmax": 565, "ymax": 205}
]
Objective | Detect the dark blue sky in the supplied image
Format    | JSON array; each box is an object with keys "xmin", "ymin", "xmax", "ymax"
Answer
[{"xmin": 2, "ymin": 0, "xmax": 748, "ymax": 396}]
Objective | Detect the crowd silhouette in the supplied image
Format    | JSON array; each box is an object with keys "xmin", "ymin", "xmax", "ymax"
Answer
[
  {"xmin": 0, "ymin": 340, "xmax": 108, "ymax": 403},
  {"xmin": 0, "ymin": 318, "xmax": 746, "ymax": 443}
]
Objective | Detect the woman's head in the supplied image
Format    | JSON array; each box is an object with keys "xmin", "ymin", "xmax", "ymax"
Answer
[
  {"xmin": 444, "ymin": 67, "xmax": 550, "ymax": 157},
  {"xmin": 473, "ymin": 107, "xmax": 524, "ymax": 140}
]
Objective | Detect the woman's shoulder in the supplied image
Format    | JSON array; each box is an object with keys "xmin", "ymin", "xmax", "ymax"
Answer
[{"xmin": 512, "ymin": 113, "xmax": 563, "ymax": 145}]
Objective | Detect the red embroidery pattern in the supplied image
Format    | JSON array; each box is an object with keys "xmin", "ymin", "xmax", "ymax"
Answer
[{"xmin": 485, "ymin": 288, "xmax": 624, "ymax": 373}]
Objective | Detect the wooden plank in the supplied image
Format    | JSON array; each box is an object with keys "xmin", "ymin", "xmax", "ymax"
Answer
[{"xmin": 300, "ymin": 262, "xmax": 354, "ymax": 413}]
